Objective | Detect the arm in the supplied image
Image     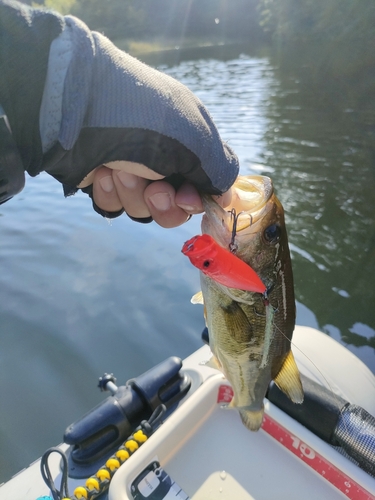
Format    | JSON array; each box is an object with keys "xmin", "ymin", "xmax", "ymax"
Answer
[{"xmin": 0, "ymin": 0, "xmax": 238, "ymax": 225}]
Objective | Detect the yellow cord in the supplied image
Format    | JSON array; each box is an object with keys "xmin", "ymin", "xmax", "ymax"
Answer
[{"xmin": 70, "ymin": 429, "xmax": 149, "ymax": 499}]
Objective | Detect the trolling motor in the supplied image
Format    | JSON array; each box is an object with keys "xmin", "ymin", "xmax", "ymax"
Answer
[{"xmin": 64, "ymin": 357, "xmax": 191, "ymax": 478}]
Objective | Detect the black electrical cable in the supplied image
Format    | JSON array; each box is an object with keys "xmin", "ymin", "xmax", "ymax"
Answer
[
  {"xmin": 139, "ymin": 404, "xmax": 167, "ymax": 435},
  {"xmin": 38, "ymin": 405, "xmax": 167, "ymax": 500},
  {"xmin": 40, "ymin": 447, "xmax": 70, "ymax": 500},
  {"xmin": 148, "ymin": 404, "xmax": 167, "ymax": 428}
]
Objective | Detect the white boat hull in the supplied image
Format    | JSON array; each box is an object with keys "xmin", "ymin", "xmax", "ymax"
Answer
[{"xmin": 1, "ymin": 326, "xmax": 374, "ymax": 500}]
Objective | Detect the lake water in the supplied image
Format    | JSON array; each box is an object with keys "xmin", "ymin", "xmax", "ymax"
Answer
[{"xmin": 1, "ymin": 44, "xmax": 375, "ymax": 484}]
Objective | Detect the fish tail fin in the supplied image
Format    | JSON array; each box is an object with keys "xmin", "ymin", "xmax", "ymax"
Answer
[
  {"xmin": 239, "ymin": 407, "xmax": 264, "ymax": 432},
  {"xmin": 274, "ymin": 349, "xmax": 304, "ymax": 404}
]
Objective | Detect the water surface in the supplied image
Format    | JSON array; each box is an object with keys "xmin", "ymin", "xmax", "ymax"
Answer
[{"xmin": 1, "ymin": 45, "xmax": 374, "ymax": 484}]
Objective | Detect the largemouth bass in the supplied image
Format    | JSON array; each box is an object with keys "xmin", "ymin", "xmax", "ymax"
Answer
[{"xmin": 184, "ymin": 175, "xmax": 303, "ymax": 431}]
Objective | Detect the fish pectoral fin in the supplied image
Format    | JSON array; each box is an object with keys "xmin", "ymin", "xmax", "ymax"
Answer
[
  {"xmin": 191, "ymin": 291, "xmax": 204, "ymax": 304},
  {"xmin": 273, "ymin": 350, "xmax": 304, "ymax": 404},
  {"xmin": 200, "ymin": 354, "xmax": 222, "ymax": 370}
]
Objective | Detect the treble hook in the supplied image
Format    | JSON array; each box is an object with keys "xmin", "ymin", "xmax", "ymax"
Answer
[
  {"xmin": 228, "ymin": 209, "xmax": 253, "ymax": 254},
  {"xmin": 229, "ymin": 208, "xmax": 238, "ymax": 253}
]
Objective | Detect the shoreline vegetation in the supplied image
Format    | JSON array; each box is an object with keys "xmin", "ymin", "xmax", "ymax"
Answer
[{"xmin": 25, "ymin": 0, "xmax": 374, "ymax": 108}]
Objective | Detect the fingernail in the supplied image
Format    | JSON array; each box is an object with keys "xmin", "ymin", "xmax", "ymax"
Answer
[
  {"xmin": 177, "ymin": 203, "xmax": 197, "ymax": 213},
  {"xmin": 148, "ymin": 193, "xmax": 171, "ymax": 211},
  {"xmin": 99, "ymin": 175, "xmax": 114, "ymax": 193},
  {"xmin": 117, "ymin": 171, "xmax": 138, "ymax": 189}
]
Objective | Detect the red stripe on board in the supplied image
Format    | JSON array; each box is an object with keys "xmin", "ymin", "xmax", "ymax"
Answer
[
  {"xmin": 217, "ymin": 385, "xmax": 375, "ymax": 500},
  {"xmin": 262, "ymin": 413, "xmax": 375, "ymax": 500}
]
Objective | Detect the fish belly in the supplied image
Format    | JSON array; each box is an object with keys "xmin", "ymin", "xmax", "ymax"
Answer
[
  {"xmin": 202, "ymin": 276, "xmax": 271, "ymax": 431},
  {"xmin": 222, "ymin": 352, "xmax": 272, "ymax": 431}
]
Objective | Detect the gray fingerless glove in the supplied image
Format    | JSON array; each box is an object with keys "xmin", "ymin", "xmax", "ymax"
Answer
[{"xmin": 40, "ymin": 16, "xmax": 239, "ymax": 196}]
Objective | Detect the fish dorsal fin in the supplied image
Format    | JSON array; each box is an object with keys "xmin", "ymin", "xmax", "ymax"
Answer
[
  {"xmin": 191, "ymin": 291, "xmax": 204, "ymax": 304},
  {"xmin": 273, "ymin": 350, "xmax": 304, "ymax": 404}
]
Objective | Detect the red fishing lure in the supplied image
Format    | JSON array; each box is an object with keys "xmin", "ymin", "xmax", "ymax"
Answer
[{"xmin": 182, "ymin": 234, "xmax": 266, "ymax": 294}]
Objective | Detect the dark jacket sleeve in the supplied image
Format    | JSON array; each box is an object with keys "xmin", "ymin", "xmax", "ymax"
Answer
[
  {"xmin": 0, "ymin": 0, "xmax": 239, "ymax": 204},
  {"xmin": 0, "ymin": 0, "xmax": 64, "ymax": 173}
]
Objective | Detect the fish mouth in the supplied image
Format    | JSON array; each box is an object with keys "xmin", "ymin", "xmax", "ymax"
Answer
[{"xmin": 202, "ymin": 175, "xmax": 274, "ymax": 245}]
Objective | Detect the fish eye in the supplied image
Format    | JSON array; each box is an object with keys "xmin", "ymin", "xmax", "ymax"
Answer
[
  {"xmin": 203, "ymin": 260, "xmax": 210, "ymax": 268},
  {"xmin": 263, "ymin": 224, "xmax": 281, "ymax": 244}
]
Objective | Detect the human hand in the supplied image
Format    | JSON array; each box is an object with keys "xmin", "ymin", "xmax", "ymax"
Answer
[{"xmin": 79, "ymin": 162, "xmax": 232, "ymax": 228}]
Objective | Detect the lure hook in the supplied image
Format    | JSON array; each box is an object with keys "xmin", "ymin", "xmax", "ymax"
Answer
[
  {"xmin": 229, "ymin": 209, "xmax": 242, "ymax": 253},
  {"xmin": 228, "ymin": 209, "xmax": 253, "ymax": 254}
]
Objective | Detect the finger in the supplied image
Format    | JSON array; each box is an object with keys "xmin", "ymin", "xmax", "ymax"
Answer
[
  {"xmin": 77, "ymin": 169, "xmax": 97, "ymax": 188},
  {"xmin": 144, "ymin": 181, "xmax": 190, "ymax": 228},
  {"xmin": 112, "ymin": 171, "xmax": 151, "ymax": 219},
  {"xmin": 78, "ymin": 161, "xmax": 165, "ymax": 189},
  {"xmin": 104, "ymin": 160, "xmax": 165, "ymax": 181},
  {"xmin": 175, "ymin": 182, "xmax": 204, "ymax": 214},
  {"xmin": 92, "ymin": 166, "xmax": 123, "ymax": 213},
  {"xmin": 213, "ymin": 188, "xmax": 232, "ymax": 209}
]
